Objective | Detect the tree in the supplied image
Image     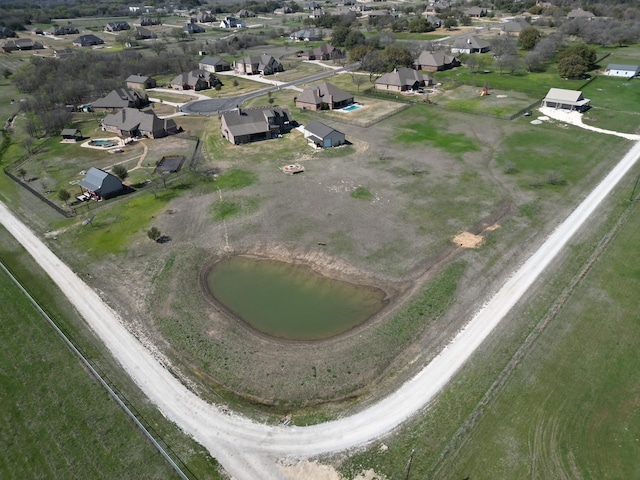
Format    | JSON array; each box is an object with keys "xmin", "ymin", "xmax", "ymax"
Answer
[
  {"xmin": 352, "ymin": 74, "xmax": 366, "ymax": 93},
  {"xmin": 18, "ymin": 168, "xmax": 27, "ymax": 181},
  {"xmin": 331, "ymin": 25, "xmax": 350, "ymax": 47},
  {"xmin": 558, "ymin": 43, "xmax": 596, "ymax": 70},
  {"xmin": 443, "ymin": 17, "xmax": 458, "ymax": 30},
  {"xmin": 147, "ymin": 226, "xmax": 161, "ymax": 242},
  {"xmin": 557, "ymin": 54, "xmax": 589, "ymax": 79},
  {"xmin": 524, "ymin": 50, "xmax": 543, "ymax": 72},
  {"xmin": 519, "ymin": 26, "xmax": 543, "ymax": 50},
  {"xmin": 381, "ymin": 44, "xmax": 413, "ymax": 70},
  {"xmin": 360, "ymin": 50, "xmax": 386, "ymax": 81},
  {"xmin": 112, "ymin": 164, "xmax": 129, "ymax": 182},
  {"xmin": 58, "ymin": 189, "xmax": 71, "ymax": 205},
  {"xmin": 344, "ymin": 30, "xmax": 365, "ymax": 49},
  {"xmin": 491, "ymin": 35, "xmax": 518, "ymax": 58},
  {"xmin": 149, "ymin": 39, "xmax": 167, "ymax": 56}
]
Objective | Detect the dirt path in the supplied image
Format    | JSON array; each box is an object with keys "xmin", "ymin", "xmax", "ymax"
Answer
[{"xmin": 2, "ymin": 136, "xmax": 639, "ymax": 479}]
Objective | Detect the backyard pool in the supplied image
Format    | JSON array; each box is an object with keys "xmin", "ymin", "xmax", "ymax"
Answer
[
  {"xmin": 341, "ymin": 104, "xmax": 362, "ymax": 113},
  {"xmin": 89, "ymin": 139, "xmax": 119, "ymax": 148}
]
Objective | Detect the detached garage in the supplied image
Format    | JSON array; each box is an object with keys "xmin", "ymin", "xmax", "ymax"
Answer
[
  {"xmin": 542, "ymin": 88, "xmax": 590, "ymax": 112},
  {"xmin": 304, "ymin": 121, "xmax": 345, "ymax": 149},
  {"xmin": 79, "ymin": 167, "xmax": 123, "ymax": 200}
]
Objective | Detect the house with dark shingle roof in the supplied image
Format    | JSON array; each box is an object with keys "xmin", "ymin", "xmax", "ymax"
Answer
[
  {"xmin": 126, "ymin": 74, "xmax": 157, "ymax": 90},
  {"xmin": 296, "ymin": 82, "xmax": 353, "ymax": 110},
  {"xmin": 304, "ymin": 121, "xmax": 345, "ymax": 148},
  {"xmin": 49, "ymin": 25, "xmax": 79, "ymax": 36},
  {"xmin": 134, "ymin": 26, "xmax": 157, "ymax": 39},
  {"xmin": 80, "ymin": 168, "xmax": 123, "ymax": 199},
  {"xmin": 289, "ymin": 28, "xmax": 323, "ymax": 41},
  {"xmin": 414, "ymin": 51, "xmax": 460, "ymax": 72},
  {"xmin": 101, "ymin": 107, "xmax": 178, "ymax": 138},
  {"xmin": 221, "ymin": 107, "xmax": 292, "ymax": 144},
  {"xmin": 199, "ymin": 56, "xmax": 231, "ymax": 72},
  {"xmin": 0, "ymin": 26, "xmax": 16, "ymax": 38},
  {"xmin": 170, "ymin": 70, "xmax": 219, "ymax": 91},
  {"xmin": 451, "ymin": 35, "xmax": 491, "ymax": 54},
  {"xmin": 465, "ymin": 6, "xmax": 487, "ymax": 17},
  {"xmin": 105, "ymin": 21, "xmax": 131, "ymax": 32},
  {"xmin": 2, "ymin": 39, "xmax": 44, "ymax": 52},
  {"xmin": 501, "ymin": 18, "xmax": 530, "ymax": 34},
  {"xmin": 301, "ymin": 43, "xmax": 344, "ymax": 61},
  {"xmin": 73, "ymin": 34, "xmax": 105, "ymax": 47},
  {"xmin": 567, "ymin": 8, "xmax": 595, "ymax": 20},
  {"xmin": 91, "ymin": 87, "xmax": 149, "ymax": 112},
  {"xmin": 183, "ymin": 23, "xmax": 206, "ymax": 34},
  {"xmin": 235, "ymin": 54, "xmax": 284, "ymax": 75},
  {"xmin": 375, "ymin": 68, "xmax": 431, "ymax": 92}
]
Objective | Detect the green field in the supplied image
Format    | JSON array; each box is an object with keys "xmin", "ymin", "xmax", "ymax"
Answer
[{"xmin": 0, "ymin": 226, "xmax": 222, "ymax": 479}]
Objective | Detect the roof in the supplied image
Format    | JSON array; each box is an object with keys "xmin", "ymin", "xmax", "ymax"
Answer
[
  {"xmin": 240, "ymin": 54, "xmax": 279, "ymax": 67},
  {"xmin": 80, "ymin": 168, "xmax": 119, "ymax": 192},
  {"xmin": 126, "ymin": 74, "xmax": 152, "ymax": 84},
  {"xmin": 306, "ymin": 121, "xmax": 342, "ymax": 139},
  {"xmin": 200, "ymin": 56, "xmax": 230, "ymax": 67},
  {"xmin": 452, "ymin": 35, "xmax": 490, "ymax": 50},
  {"xmin": 544, "ymin": 88, "xmax": 590, "ymax": 106},
  {"xmin": 73, "ymin": 34, "xmax": 104, "ymax": 46},
  {"xmin": 567, "ymin": 8, "xmax": 595, "ymax": 18},
  {"xmin": 92, "ymin": 87, "xmax": 148, "ymax": 109},
  {"xmin": 415, "ymin": 51, "xmax": 456, "ymax": 67},
  {"xmin": 375, "ymin": 68, "xmax": 429, "ymax": 87},
  {"xmin": 297, "ymin": 82, "xmax": 353, "ymax": 105},
  {"xmin": 61, "ymin": 128, "xmax": 80, "ymax": 136},
  {"xmin": 102, "ymin": 107, "xmax": 176, "ymax": 134},
  {"xmin": 171, "ymin": 69, "xmax": 210, "ymax": 87},
  {"xmin": 606, "ymin": 64, "xmax": 640, "ymax": 73},
  {"xmin": 222, "ymin": 107, "xmax": 290, "ymax": 137}
]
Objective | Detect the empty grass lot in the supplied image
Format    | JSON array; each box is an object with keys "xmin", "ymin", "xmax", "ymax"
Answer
[
  {"xmin": 0, "ymin": 230, "xmax": 184, "ymax": 479},
  {"xmin": 439, "ymin": 198, "xmax": 640, "ymax": 479}
]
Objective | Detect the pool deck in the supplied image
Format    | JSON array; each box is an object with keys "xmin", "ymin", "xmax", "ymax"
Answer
[{"xmin": 80, "ymin": 137, "xmax": 127, "ymax": 150}]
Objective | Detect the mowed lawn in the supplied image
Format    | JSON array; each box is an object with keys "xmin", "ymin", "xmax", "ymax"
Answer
[
  {"xmin": 0, "ymin": 252, "xmax": 181, "ymax": 479},
  {"xmin": 441, "ymin": 201, "xmax": 640, "ymax": 479}
]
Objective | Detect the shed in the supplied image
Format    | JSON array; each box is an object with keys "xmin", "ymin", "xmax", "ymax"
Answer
[
  {"xmin": 61, "ymin": 128, "xmax": 82, "ymax": 141},
  {"xmin": 304, "ymin": 121, "xmax": 345, "ymax": 148},
  {"xmin": 79, "ymin": 168, "xmax": 123, "ymax": 199},
  {"xmin": 604, "ymin": 64, "xmax": 640, "ymax": 78}
]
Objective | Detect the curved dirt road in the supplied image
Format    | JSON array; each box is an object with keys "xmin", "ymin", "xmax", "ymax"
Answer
[{"xmin": 2, "ymin": 138, "xmax": 639, "ymax": 478}]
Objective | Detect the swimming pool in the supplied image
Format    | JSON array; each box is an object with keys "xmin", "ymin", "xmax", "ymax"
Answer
[
  {"xmin": 341, "ymin": 104, "xmax": 362, "ymax": 112},
  {"xmin": 89, "ymin": 139, "xmax": 119, "ymax": 147}
]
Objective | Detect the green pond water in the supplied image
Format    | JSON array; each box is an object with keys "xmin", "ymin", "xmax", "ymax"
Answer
[{"xmin": 206, "ymin": 256, "xmax": 387, "ymax": 340}]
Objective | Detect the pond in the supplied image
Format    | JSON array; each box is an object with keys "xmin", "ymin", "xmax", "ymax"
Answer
[{"xmin": 205, "ymin": 256, "xmax": 387, "ymax": 341}]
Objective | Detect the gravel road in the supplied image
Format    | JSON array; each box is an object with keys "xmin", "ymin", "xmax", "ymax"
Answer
[{"xmin": 2, "ymin": 137, "xmax": 639, "ymax": 479}]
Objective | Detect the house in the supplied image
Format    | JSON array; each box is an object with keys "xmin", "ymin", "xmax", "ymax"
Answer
[
  {"xmin": 423, "ymin": 14, "xmax": 442, "ymax": 28},
  {"xmin": 73, "ymin": 34, "xmax": 105, "ymax": 47},
  {"xmin": 170, "ymin": 70, "xmax": 220, "ymax": 90},
  {"xmin": 79, "ymin": 168, "xmax": 123, "ymax": 200},
  {"xmin": 195, "ymin": 11, "xmax": 216, "ymax": 23},
  {"xmin": 0, "ymin": 26, "xmax": 16, "ymax": 38},
  {"xmin": 61, "ymin": 128, "xmax": 82, "ymax": 141},
  {"xmin": 105, "ymin": 21, "xmax": 131, "ymax": 32},
  {"xmin": 183, "ymin": 23, "xmax": 206, "ymax": 34},
  {"xmin": 289, "ymin": 29, "xmax": 323, "ymax": 42},
  {"xmin": 414, "ymin": 51, "xmax": 460, "ymax": 71},
  {"xmin": 236, "ymin": 9, "xmax": 256, "ymax": 18},
  {"xmin": 2, "ymin": 39, "xmax": 44, "ymax": 52},
  {"xmin": 235, "ymin": 54, "xmax": 284, "ymax": 75},
  {"xmin": 501, "ymin": 18, "xmax": 530, "ymax": 34},
  {"xmin": 199, "ymin": 56, "xmax": 231, "ymax": 72},
  {"xmin": 296, "ymin": 82, "xmax": 353, "ymax": 110},
  {"xmin": 126, "ymin": 74, "xmax": 157, "ymax": 90},
  {"xmin": 301, "ymin": 43, "xmax": 344, "ymax": 61},
  {"xmin": 220, "ymin": 107, "xmax": 292, "ymax": 144},
  {"xmin": 134, "ymin": 26, "xmax": 157, "ymax": 39},
  {"xmin": 220, "ymin": 17, "xmax": 245, "ymax": 29},
  {"xmin": 451, "ymin": 35, "xmax": 491, "ymax": 54},
  {"xmin": 304, "ymin": 121, "xmax": 345, "ymax": 148},
  {"xmin": 465, "ymin": 6, "xmax": 487, "ymax": 18},
  {"xmin": 567, "ymin": 8, "xmax": 595, "ymax": 20},
  {"xmin": 48, "ymin": 25, "xmax": 79, "ymax": 36},
  {"xmin": 375, "ymin": 68, "xmax": 431, "ymax": 92},
  {"xmin": 53, "ymin": 47, "xmax": 74, "ymax": 59},
  {"xmin": 541, "ymin": 88, "xmax": 590, "ymax": 112},
  {"xmin": 135, "ymin": 16, "xmax": 160, "ymax": 26},
  {"xmin": 273, "ymin": 6, "xmax": 293, "ymax": 14},
  {"xmin": 91, "ymin": 87, "xmax": 149, "ymax": 112},
  {"xmin": 309, "ymin": 7, "xmax": 325, "ymax": 18},
  {"xmin": 101, "ymin": 107, "xmax": 178, "ymax": 138},
  {"xmin": 604, "ymin": 64, "xmax": 640, "ymax": 78}
]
